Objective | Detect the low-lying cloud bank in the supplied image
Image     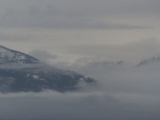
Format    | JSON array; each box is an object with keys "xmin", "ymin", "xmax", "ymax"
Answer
[
  {"xmin": 0, "ymin": 90, "xmax": 160, "ymax": 120},
  {"xmin": 1, "ymin": 61, "xmax": 160, "ymax": 120}
]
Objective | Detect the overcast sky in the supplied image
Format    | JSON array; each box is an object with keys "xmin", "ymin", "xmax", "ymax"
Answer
[{"xmin": 0, "ymin": 0, "xmax": 160, "ymax": 63}]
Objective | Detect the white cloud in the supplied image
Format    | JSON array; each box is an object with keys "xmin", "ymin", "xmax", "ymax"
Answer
[{"xmin": 29, "ymin": 50, "xmax": 57, "ymax": 62}]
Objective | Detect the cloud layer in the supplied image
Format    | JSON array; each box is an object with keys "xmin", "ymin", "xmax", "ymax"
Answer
[
  {"xmin": 65, "ymin": 39, "xmax": 160, "ymax": 63},
  {"xmin": 0, "ymin": 0, "xmax": 154, "ymax": 30},
  {"xmin": 0, "ymin": 61, "xmax": 160, "ymax": 120}
]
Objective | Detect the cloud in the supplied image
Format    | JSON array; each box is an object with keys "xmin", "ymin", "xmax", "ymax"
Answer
[
  {"xmin": 0, "ymin": 54, "xmax": 160, "ymax": 119},
  {"xmin": 0, "ymin": 32, "xmax": 34, "ymax": 41},
  {"xmin": 2, "ymin": 0, "xmax": 158, "ymax": 18},
  {"xmin": 29, "ymin": 50, "xmax": 57, "ymax": 62},
  {"xmin": 0, "ymin": 2, "xmax": 152, "ymax": 30},
  {"xmin": 0, "ymin": 1, "xmax": 159, "ymax": 119},
  {"xmin": 0, "ymin": 80, "xmax": 159, "ymax": 120},
  {"xmin": 65, "ymin": 38, "xmax": 160, "ymax": 63}
]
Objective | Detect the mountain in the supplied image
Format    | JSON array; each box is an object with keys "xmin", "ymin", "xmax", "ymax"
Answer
[
  {"xmin": 0, "ymin": 45, "xmax": 39, "ymax": 64},
  {"xmin": 137, "ymin": 56, "xmax": 160, "ymax": 67},
  {"xmin": 0, "ymin": 45, "xmax": 95, "ymax": 93},
  {"xmin": 57, "ymin": 57, "xmax": 124, "ymax": 79},
  {"xmin": 73, "ymin": 57, "xmax": 123, "ymax": 68}
]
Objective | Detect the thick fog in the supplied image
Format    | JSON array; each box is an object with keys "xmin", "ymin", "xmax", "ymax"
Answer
[{"xmin": 0, "ymin": 61, "xmax": 160, "ymax": 120}]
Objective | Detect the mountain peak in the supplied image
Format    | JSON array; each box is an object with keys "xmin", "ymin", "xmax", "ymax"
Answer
[
  {"xmin": 0, "ymin": 45, "xmax": 39, "ymax": 64},
  {"xmin": 75, "ymin": 57, "xmax": 123, "ymax": 68},
  {"xmin": 0, "ymin": 45, "xmax": 95, "ymax": 93}
]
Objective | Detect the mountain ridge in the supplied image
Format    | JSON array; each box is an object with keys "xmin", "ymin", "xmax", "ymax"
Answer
[
  {"xmin": 137, "ymin": 56, "xmax": 160, "ymax": 67},
  {"xmin": 0, "ymin": 45, "xmax": 39, "ymax": 64},
  {"xmin": 0, "ymin": 45, "xmax": 95, "ymax": 93}
]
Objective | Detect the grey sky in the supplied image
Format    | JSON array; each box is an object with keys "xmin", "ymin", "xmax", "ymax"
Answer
[
  {"xmin": 0, "ymin": 0, "xmax": 159, "ymax": 64},
  {"xmin": 0, "ymin": 0, "xmax": 153, "ymax": 29},
  {"xmin": 0, "ymin": 0, "xmax": 159, "ymax": 61},
  {"xmin": 65, "ymin": 39, "xmax": 160, "ymax": 63}
]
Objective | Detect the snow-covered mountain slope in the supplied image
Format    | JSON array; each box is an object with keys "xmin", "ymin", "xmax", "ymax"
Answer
[
  {"xmin": 72, "ymin": 57, "xmax": 123, "ymax": 69},
  {"xmin": 137, "ymin": 56, "xmax": 160, "ymax": 67},
  {"xmin": 0, "ymin": 45, "xmax": 95, "ymax": 93},
  {"xmin": 54, "ymin": 57, "xmax": 124, "ymax": 79},
  {"xmin": 0, "ymin": 45, "xmax": 39, "ymax": 64},
  {"xmin": 0, "ymin": 65, "xmax": 94, "ymax": 92}
]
